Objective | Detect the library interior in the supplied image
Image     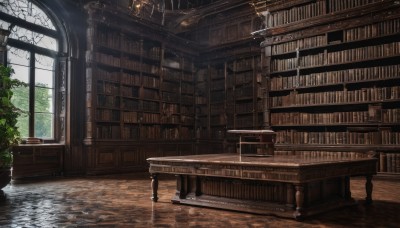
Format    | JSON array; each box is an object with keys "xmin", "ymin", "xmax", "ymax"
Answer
[{"xmin": 0, "ymin": 0, "xmax": 399, "ymax": 227}]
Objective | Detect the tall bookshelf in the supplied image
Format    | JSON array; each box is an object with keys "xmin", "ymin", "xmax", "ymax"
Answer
[
  {"xmin": 262, "ymin": 0, "xmax": 400, "ymax": 175},
  {"xmin": 84, "ymin": 2, "xmax": 196, "ymax": 174},
  {"xmin": 194, "ymin": 52, "xmax": 264, "ymax": 154}
]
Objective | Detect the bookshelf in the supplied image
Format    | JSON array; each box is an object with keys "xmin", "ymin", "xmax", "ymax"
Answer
[
  {"xmin": 261, "ymin": 0, "xmax": 400, "ymax": 175},
  {"xmin": 84, "ymin": 2, "xmax": 196, "ymax": 174}
]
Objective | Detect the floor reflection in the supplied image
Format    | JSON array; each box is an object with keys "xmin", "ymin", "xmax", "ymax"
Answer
[{"xmin": 0, "ymin": 173, "xmax": 399, "ymax": 227}]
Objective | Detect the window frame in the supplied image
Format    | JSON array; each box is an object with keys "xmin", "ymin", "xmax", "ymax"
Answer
[{"xmin": 1, "ymin": 0, "xmax": 65, "ymax": 143}]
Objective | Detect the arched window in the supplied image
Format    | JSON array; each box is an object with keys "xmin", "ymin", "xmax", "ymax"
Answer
[{"xmin": 1, "ymin": 0, "xmax": 64, "ymax": 142}]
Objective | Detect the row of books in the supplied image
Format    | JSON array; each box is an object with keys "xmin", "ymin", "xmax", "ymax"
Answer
[
  {"xmin": 96, "ymin": 125, "xmax": 121, "ymax": 139},
  {"xmin": 344, "ymin": 18, "xmax": 400, "ymax": 42},
  {"xmin": 163, "ymin": 68, "xmax": 181, "ymax": 81},
  {"xmin": 122, "ymin": 86, "xmax": 140, "ymax": 98},
  {"xmin": 122, "ymin": 126, "xmax": 139, "ymax": 139},
  {"xmin": 270, "ymin": 64, "xmax": 400, "ymax": 91},
  {"xmin": 235, "ymin": 115, "xmax": 254, "ymax": 128},
  {"xmin": 272, "ymin": 35, "xmax": 327, "ymax": 55},
  {"xmin": 380, "ymin": 153, "xmax": 400, "ymax": 173},
  {"xmin": 235, "ymin": 58, "xmax": 254, "ymax": 72},
  {"xmin": 121, "ymin": 58, "xmax": 159, "ymax": 75},
  {"xmin": 272, "ymin": 108, "xmax": 400, "ymax": 125},
  {"xmin": 96, "ymin": 109, "xmax": 120, "ymax": 122},
  {"xmin": 274, "ymin": 150, "xmax": 368, "ymax": 159},
  {"xmin": 236, "ymin": 102, "xmax": 254, "ymax": 114},
  {"xmin": 97, "ymin": 81, "xmax": 119, "ymax": 95},
  {"xmin": 181, "ymin": 105, "xmax": 194, "ymax": 115},
  {"xmin": 161, "ymin": 115, "xmax": 180, "ymax": 124},
  {"xmin": 122, "ymin": 111, "xmax": 138, "ymax": 123},
  {"xmin": 162, "ymin": 103, "xmax": 179, "ymax": 115},
  {"xmin": 141, "ymin": 88, "xmax": 159, "ymax": 100},
  {"xmin": 210, "ymin": 114, "xmax": 226, "ymax": 125},
  {"xmin": 209, "ymin": 68, "xmax": 224, "ymax": 80},
  {"xmin": 328, "ymin": 41, "xmax": 400, "ymax": 64},
  {"xmin": 328, "ymin": 0, "xmax": 381, "ymax": 13},
  {"xmin": 140, "ymin": 126, "xmax": 161, "ymax": 139},
  {"xmin": 96, "ymin": 29, "xmax": 122, "ymax": 50},
  {"xmin": 234, "ymin": 71, "xmax": 253, "ymax": 85},
  {"xmin": 271, "ymin": 86, "xmax": 400, "ymax": 107},
  {"xmin": 299, "ymin": 52, "xmax": 325, "ymax": 67},
  {"xmin": 235, "ymin": 85, "xmax": 259, "ymax": 98},
  {"xmin": 181, "ymin": 94, "xmax": 194, "ymax": 104},
  {"xmin": 142, "ymin": 100, "xmax": 159, "ymax": 112},
  {"xmin": 182, "ymin": 82, "xmax": 194, "ymax": 94},
  {"xmin": 93, "ymin": 52, "xmax": 121, "ymax": 68},
  {"xmin": 275, "ymin": 131, "xmax": 380, "ymax": 145},
  {"xmin": 182, "ymin": 73, "xmax": 193, "ymax": 82},
  {"xmin": 271, "ymin": 110, "xmax": 370, "ymax": 125},
  {"xmin": 195, "ymin": 96, "xmax": 208, "ymax": 105},
  {"xmin": 266, "ymin": 0, "xmax": 325, "ymax": 28},
  {"xmin": 161, "ymin": 128, "xmax": 180, "ymax": 140},
  {"xmin": 96, "ymin": 68, "xmax": 120, "ymax": 83},
  {"xmin": 210, "ymin": 103, "xmax": 225, "ymax": 115},
  {"xmin": 121, "ymin": 72, "xmax": 141, "ymax": 86},
  {"xmin": 161, "ymin": 91, "xmax": 179, "ymax": 102},
  {"xmin": 210, "ymin": 91, "xmax": 225, "ymax": 103},
  {"xmin": 380, "ymin": 130, "xmax": 400, "ymax": 145},
  {"xmin": 96, "ymin": 29, "xmax": 161, "ymax": 60},
  {"xmin": 211, "ymin": 79, "xmax": 225, "ymax": 91},
  {"xmin": 272, "ymin": 41, "xmax": 400, "ymax": 72},
  {"xmin": 97, "ymin": 95, "xmax": 119, "ymax": 108},
  {"xmin": 121, "ymin": 98, "xmax": 139, "ymax": 110},
  {"xmin": 141, "ymin": 113, "xmax": 160, "ymax": 123},
  {"xmin": 271, "ymin": 57, "xmax": 297, "ymax": 72},
  {"xmin": 142, "ymin": 75, "xmax": 160, "ymax": 88},
  {"xmin": 161, "ymin": 81, "xmax": 179, "ymax": 93},
  {"xmin": 96, "ymin": 124, "xmax": 192, "ymax": 140},
  {"xmin": 181, "ymin": 115, "xmax": 194, "ymax": 125}
]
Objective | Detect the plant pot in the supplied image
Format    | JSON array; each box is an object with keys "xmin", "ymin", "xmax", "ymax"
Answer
[{"xmin": 0, "ymin": 168, "xmax": 11, "ymax": 190}]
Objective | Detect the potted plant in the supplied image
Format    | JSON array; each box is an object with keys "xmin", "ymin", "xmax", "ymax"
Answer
[{"xmin": 0, "ymin": 64, "xmax": 25, "ymax": 196}]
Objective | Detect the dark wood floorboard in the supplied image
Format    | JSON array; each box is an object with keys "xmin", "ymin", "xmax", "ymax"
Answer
[{"xmin": 0, "ymin": 173, "xmax": 399, "ymax": 227}]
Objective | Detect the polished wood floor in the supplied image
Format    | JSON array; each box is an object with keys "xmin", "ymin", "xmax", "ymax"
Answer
[{"xmin": 0, "ymin": 173, "xmax": 399, "ymax": 227}]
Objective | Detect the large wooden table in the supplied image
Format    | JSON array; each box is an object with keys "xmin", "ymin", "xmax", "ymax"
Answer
[{"xmin": 147, "ymin": 154, "xmax": 377, "ymax": 219}]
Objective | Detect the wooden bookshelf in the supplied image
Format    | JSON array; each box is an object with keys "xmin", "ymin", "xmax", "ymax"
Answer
[
  {"xmin": 262, "ymin": 0, "xmax": 400, "ymax": 175},
  {"xmin": 83, "ymin": 2, "xmax": 197, "ymax": 174}
]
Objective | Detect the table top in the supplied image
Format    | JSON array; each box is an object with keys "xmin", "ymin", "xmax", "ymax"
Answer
[
  {"xmin": 148, "ymin": 154, "xmax": 377, "ymax": 182},
  {"xmin": 147, "ymin": 153, "xmax": 376, "ymax": 168}
]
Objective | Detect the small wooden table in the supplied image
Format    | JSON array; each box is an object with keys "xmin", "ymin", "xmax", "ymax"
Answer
[{"xmin": 148, "ymin": 154, "xmax": 377, "ymax": 220}]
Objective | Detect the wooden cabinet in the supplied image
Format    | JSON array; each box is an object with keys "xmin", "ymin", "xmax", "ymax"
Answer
[
  {"xmin": 12, "ymin": 145, "xmax": 64, "ymax": 179},
  {"xmin": 260, "ymin": 0, "xmax": 400, "ymax": 175}
]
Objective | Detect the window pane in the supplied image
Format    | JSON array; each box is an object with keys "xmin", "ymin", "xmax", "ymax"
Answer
[
  {"xmin": 16, "ymin": 113, "xmax": 29, "ymax": 139},
  {"xmin": 11, "ymin": 85, "xmax": 30, "ymax": 112},
  {"xmin": 34, "ymin": 113, "xmax": 54, "ymax": 138},
  {"xmin": 8, "ymin": 64, "xmax": 30, "ymax": 84},
  {"xmin": 35, "ymin": 69, "xmax": 54, "ymax": 88},
  {"xmin": 35, "ymin": 87, "xmax": 53, "ymax": 113},
  {"xmin": 8, "ymin": 47, "xmax": 30, "ymax": 67},
  {"xmin": 0, "ymin": 0, "xmax": 56, "ymax": 30},
  {"xmin": 35, "ymin": 54, "xmax": 54, "ymax": 70},
  {"xmin": 10, "ymin": 26, "xmax": 58, "ymax": 51}
]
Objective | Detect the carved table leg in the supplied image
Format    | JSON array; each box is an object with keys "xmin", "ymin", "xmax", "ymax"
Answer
[
  {"xmin": 365, "ymin": 175, "xmax": 373, "ymax": 205},
  {"xmin": 286, "ymin": 183, "xmax": 295, "ymax": 209},
  {"xmin": 294, "ymin": 184, "xmax": 304, "ymax": 220},
  {"xmin": 151, "ymin": 173, "xmax": 159, "ymax": 202}
]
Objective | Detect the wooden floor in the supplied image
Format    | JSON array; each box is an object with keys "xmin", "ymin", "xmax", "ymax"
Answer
[{"xmin": 0, "ymin": 173, "xmax": 399, "ymax": 227}]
